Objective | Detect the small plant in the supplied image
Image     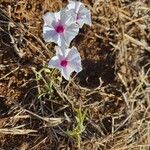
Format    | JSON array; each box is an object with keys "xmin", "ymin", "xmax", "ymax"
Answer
[
  {"xmin": 33, "ymin": 67, "xmax": 55, "ymax": 99},
  {"xmin": 67, "ymin": 109, "xmax": 87, "ymax": 148},
  {"xmin": 42, "ymin": 0, "xmax": 91, "ymax": 146}
]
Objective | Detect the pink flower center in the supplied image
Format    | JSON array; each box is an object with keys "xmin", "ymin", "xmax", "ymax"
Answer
[
  {"xmin": 60, "ymin": 59, "xmax": 68, "ymax": 67},
  {"xmin": 55, "ymin": 25, "xmax": 64, "ymax": 33}
]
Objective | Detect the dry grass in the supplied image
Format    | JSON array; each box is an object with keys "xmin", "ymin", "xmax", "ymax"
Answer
[{"xmin": 0, "ymin": 0, "xmax": 150, "ymax": 149}]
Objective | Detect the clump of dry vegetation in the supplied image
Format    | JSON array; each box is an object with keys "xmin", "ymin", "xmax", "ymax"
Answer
[{"xmin": 0, "ymin": 0, "xmax": 150, "ymax": 149}]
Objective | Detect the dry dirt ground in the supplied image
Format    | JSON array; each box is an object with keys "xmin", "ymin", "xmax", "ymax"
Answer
[{"xmin": 0, "ymin": 0, "xmax": 150, "ymax": 150}]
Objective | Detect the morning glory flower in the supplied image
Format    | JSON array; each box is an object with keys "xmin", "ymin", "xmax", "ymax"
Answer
[
  {"xmin": 43, "ymin": 9, "xmax": 79, "ymax": 47},
  {"xmin": 66, "ymin": 0, "xmax": 92, "ymax": 28},
  {"xmin": 48, "ymin": 46, "xmax": 82, "ymax": 80}
]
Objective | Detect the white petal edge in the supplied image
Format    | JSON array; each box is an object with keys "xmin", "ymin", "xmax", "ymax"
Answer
[
  {"xmin": 69, "ymin": 57, "xmax": 82, "ymax": 73},
  {"xmin": 55, "ymin": 46, "xmax": 69, "ymax": 57},
  {"xmin": 81, "ymin": 8, "xmax": 92, "ymax": 26},
  {"xmin": 77, "ymin": 7, "xmax": 92, "ymax": 27},
  {"xmin": 67, "ymin": 46, "xmax": 82, "ymax": 73},
  {"xmin": 61, "ymin": 66, "xmax": 74, "ymax": 81},
  {"xmin": 67, "ymin": 0, "xmax": 82, "ymax": 13},
  {"xmin": 64, "ymin": 23, "xmax": 79, "ymax": 46},
  {"xmin": 43, "ymin": 12, "xmax": 55, "ymax": 25},
  {"xmin": 48, "ymin": 56, "xmax": 60, "ymax": 69},
  {"xmin": 66, "ymin": 46, "xmax": 80, "ymax": 61}
]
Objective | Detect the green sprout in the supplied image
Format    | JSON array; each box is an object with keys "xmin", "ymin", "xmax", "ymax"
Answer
[
  {"xmin": 32, "ymin": 67, "xmax": 56, "ymax": 100},
  {"xmin": 67, "ymin": 109, "xmax": 87, "ymax": 148}
]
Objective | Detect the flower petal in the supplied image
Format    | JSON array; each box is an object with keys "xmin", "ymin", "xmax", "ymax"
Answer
[
  {"xmin": 66, "ymin": 47, "xmax": 82, "ymax": 73},
  {"xmin": 67, "ymin": 0, "xmax": 82, "ymax": 13},
  {"xmin": 43, "ymin": 12, "xmax": 55, "ymax": 25},
  {"xmin": 55, "ymin": 46, "xmax": 63, "ymax": 56},
  {"xmin": 69, "ymin": 56, "xmax": 82, "ymax": 73},
  {"xmin": 78, "ymin": 8, "xmax": 92, "ymax": 26},
  {"xmin": 43, "ymin": 25, "xmax": 58, "ymax": 43},
  {"xmin": 67, "ymin": 1, "xmax": 92, "ymax": 27},
  {"xmin": 69, "ymin": 57, "xmax": 82, "ymax": 73},
  {"xmin": 57, "ymin": 34, "xmax": 69, "ymax": 48},
  {"xmin": 55, "ymin": 46, "xmax": 66, "ymax": 58},
  {"xmin": 55, "ymin": 46, "xmax": 70, "ymax": 58},
  {"xmin": 54, "ymin": 11, "xmax": 61, "ymax": 20},
  {"xmin": 61, "ymin": 65, "xmax": 74, "ymax": 80},
  {"xmin": 66, "ymin": 46, "xmax": 79, "ymax": 60},
  {"xmin": 48, "ymin": 56, "xmax": 60, "ymax": 69},
  {"xmin": 64, "ymin": 23, "xmax": 79, "ymax": 46},
  {"xmin": 60, "ymin": 9, "xmax": 74, "ymax": 25}
]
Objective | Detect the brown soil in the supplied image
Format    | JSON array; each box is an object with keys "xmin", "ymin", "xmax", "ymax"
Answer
[{"xmin": 0, "ymin": 0, "xmax": 150, "ymax": 150}]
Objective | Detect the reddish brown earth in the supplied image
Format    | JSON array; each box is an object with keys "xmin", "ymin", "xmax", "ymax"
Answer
[{"xmin": 0, "ymin": 0, "xmax": 150, "ymax": 149}]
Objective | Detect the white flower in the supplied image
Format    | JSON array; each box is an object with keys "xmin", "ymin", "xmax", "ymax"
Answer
[
  {"xmin": 67, "ymin": 0, "xmax": 92, "ymax": 28},
  {"xmin": 48, "ymin": 46, "xmax": 82, "ymax": 80},
  {"xmin": 43, "ymin": 9, "xmax": 79, "ymax": 47}
]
